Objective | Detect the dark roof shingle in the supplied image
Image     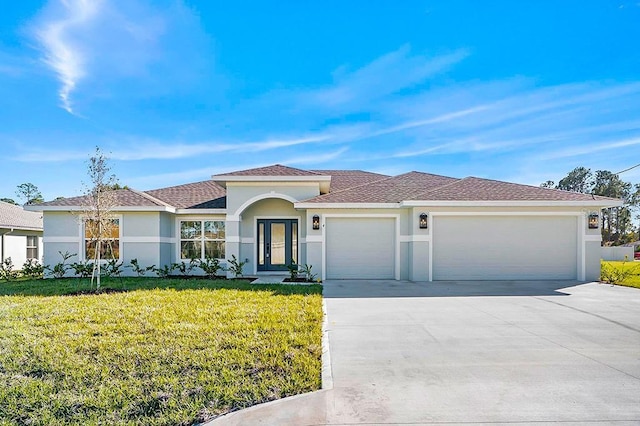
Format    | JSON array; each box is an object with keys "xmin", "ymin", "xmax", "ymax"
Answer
[
  {"xmin": 311, "ymin": 170, "xmax": 389, "ymax": 191},
  {"xmin": 214, "ymin": 164, "xmax": 322, "ymax": 177},
  {"xmin": 145, "ymin": 180, "xmax": 227, "ymax": 209},
  {"xmin": 303, "ymin": 172, "xmax": 459, "ymax": 203},
  {"xmin": 37, "ymin": 189, "xmax": 164, "ymax": 207},
  {"xmin": 412, "ymin": 177, "xmax": 615, "ymax": 202}
]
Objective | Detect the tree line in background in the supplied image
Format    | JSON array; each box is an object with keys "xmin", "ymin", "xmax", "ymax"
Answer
[
  {"xmin": 1, "ymin": 182, "xmax": 128, "ymax": 205},
  {"xmin": 541, "ymin": 167, "xmax": 640, "ymax": 246}
]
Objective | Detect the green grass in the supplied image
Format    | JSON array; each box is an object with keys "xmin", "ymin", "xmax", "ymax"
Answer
[
  {"xmin": 601, "ymin": 260, "xmax": 640, "ymax": 288},
  {"xmin": 0, "ymin": 277, "xmax": 323, "ymax": 425}
]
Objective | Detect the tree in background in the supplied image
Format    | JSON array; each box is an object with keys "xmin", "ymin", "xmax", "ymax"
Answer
[
  {"xmin": 541, "ymin": 167, "xmax": 640, "ymax": 245},
  {"xmin": 16, "ymin": 183, "xmax": 43, "ymax": 205},
  {"xmin": 556, "ymin": 166, "xmax": 593, "ymax": 193},
  {"xmin": 0, "ymin": 198, "xmax": 17, "ymax": 205},
  {"xmin": 81, "ymin": 147, "xmax": 119, "ymax": 290}
]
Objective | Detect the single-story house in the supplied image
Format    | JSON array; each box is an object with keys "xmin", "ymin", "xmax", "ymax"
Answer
[
  {"xmin": 28, "ymin": 164, "xmax": 622, "ymax": 281},
  {"xmin": 0, "ymin": 200, "xmax": 44, "ymax": 269}
]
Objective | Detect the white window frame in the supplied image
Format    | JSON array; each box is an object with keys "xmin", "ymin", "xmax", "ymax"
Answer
[
  {"xmin": 179, "ymin": 219, "xmax": 226, "ymax": 261},
  {"xmin": 26, "ymin": 235, "xmax": 39, "ymax": 260},
  {"xmin": 81, "ymin": 215, "xmax": 123, "ymax": 262}
]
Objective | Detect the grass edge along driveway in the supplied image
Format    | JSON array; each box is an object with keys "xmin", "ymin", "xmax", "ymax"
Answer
[{"xmin": 0, "ymin": 278, "xmax": 323, "ymax": 426}]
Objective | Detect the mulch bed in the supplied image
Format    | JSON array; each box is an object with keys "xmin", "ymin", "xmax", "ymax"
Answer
[{"xmin": 283, "ymin": 277, "xmax": 316, "ymax": 283}]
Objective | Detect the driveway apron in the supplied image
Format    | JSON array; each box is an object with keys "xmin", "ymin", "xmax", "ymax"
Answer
[{"xmin": 209, "ymin": 280, "xmax": 640, "ymax": 425}]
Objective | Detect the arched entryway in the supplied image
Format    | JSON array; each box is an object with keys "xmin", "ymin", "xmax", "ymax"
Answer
[{"xmin": 232, "ymin": 195, "xmax": 304, "ymax": 275}]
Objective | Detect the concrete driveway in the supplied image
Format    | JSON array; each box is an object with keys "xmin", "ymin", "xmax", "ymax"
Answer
[{"xmin": 208, "ymin": 280, "xmax": 640, "ymax": 425}]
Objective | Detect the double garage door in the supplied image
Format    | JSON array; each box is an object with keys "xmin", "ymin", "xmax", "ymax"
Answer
[
  {"xmin": 324, "ymin": 215, "xmax": 578, "ymax": 281},
  {"xmin": 432, "ymin": 216, "xmax": 578, "ymax": 280}
]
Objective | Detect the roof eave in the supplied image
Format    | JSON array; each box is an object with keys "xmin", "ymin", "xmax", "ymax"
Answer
[
  {"xmin": 294, "ymin": 202, "xmax": 400, "ymax": 209},
  {"xmin": 0, "ymin": 225, "xmax": 43, "ymax": 232},
  {"xmin": 26, "ymin": 205, "xmax": 176, "ymax": 213},
  {"xmin": 175, "ymin": 208, "xmax": 227, "ymax": 215},
  {"xmin": 400, "ymin": 200, "xmax": 625, "ymax": 208},
  {"xmin": 212, "ymin": 175, "xmax": 331, "ymax": 187}
]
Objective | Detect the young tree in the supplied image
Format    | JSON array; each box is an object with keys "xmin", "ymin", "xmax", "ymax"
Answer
[
  {"xmin": 16, "ymin": 183, "xmax": 43, "ymax": 205},
  {"xmin": 82, "ymin": 147, "xmax": 119, "ymax": 290}
]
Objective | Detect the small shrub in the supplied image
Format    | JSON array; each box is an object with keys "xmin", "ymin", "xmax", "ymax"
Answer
[
  {"xmin": 198, "ymin": 257, "xmax": 224, "ymax": 278},
  {"xmin": 70, "ymin": 260, "xmax": 94, "ymax": 278},
  {"xmin": 22, "ymin": 258, "xmax": 45, "ymax": 279},
  {"xmin": 601, "ymin": 260, "xmax": 640, "ymax": 284},
  {"xmin": 287, "ymin": 259, "xmax": 299, "ymax": 280},
  {"xmin": 154, "ymin": 264, "xmax": 175, "ymax": 278},
  {"xmin": 103, "ymin": 259, "xmax": 124, "ymax": 278},
  {"xmin": 175, "ymin": 258, "xmax": 199, "ymax": 276},
  {"xmin": 129, "ymin": 258, "xmax": 155, "ymax": 277},
  {"xmin": 0, "ymin": 257, "xmax": 18, "ymax": 281},
  {"xmin": 46, "ymin": 251, "xmax": 76, "ymax": 279},
  {"xmin": 227, "ymin": 255, "xmax": 248, "ymax": 278},
  {"xmin": 300, "ymin": 264, "xmax": 318, "ymax": 282}
]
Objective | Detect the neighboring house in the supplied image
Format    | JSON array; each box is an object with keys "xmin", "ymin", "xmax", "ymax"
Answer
[
  {"xmin": 0, "ymin": 201, "xmax": 43, "ymax": 269},
  {"xmin": 28, "ymin": 164, "xmax": 621, "ymax": 281}
]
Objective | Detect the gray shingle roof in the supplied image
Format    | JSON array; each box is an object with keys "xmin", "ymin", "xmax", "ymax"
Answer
[
  {"xmin": 146, "ymin": 180, "xmax": 226, "ymax": 209},
  {"xmin": 30, "ymin": 165, "xmax": 621, "ymax": 208},
  {"xmin": 311, "ymin": 170, "xmax": 389, "ymax": 191},
  {"xmin": 0, "ymin": 201, "xmax": 43, "ymax": 230},
  {"xmin": 302, "ymin": 172, "xmax": 460, "ymax": 203},
  {"xmin": 37, "ymin": 189, "xmax": 165, "ymax": 207},
  {"xmin": 214, "ymin": 164, "xmax": 322, "ymax": 177},
  {"xmin": 411, "ymin": 177, "xmax": 616, "ymax": 202}
]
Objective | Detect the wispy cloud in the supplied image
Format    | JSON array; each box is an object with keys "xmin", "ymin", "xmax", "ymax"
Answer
[
  {"xmin": 34, "ymin": 0, "xmax": 102, "ymax": 113},
  {"xmin": 15, "ymin": 134, "xmax": 331, "ymax": 162},
  {"xmin": 283, "ymin": 147, "xmax": 349, "ymax": 166},
  {"xmin": 540, "ymin": 137, "xmax": 640, "ymax": 160},
  {"xmin": 30, "ymin": 0, "xmax": 205, "ymax": 115},
  {"xmin": 371, "ymin": 105, "xmax": 490, "ymax": 140},
  {"xmin": 309, "ymin": 46, "xmax": 469, "ymax": 109}
]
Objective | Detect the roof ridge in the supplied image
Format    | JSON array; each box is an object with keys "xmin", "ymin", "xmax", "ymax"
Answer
[
  {"xmin": 279, "ymin": 164, "xmax": 323, "ymax": 176},
  {"xmin": 130, "ymin": 188, "xmax": 174, "ymax": 208},
  {"xmin": 463, "ymin": 176, "xmax": 618, "ymax": 200},
  {"xmin": 303, "ymin": 174, "xmax": 399, "ymax": 201},
  {"xmin": 310, "ymin": 169, "xmax": 389, "ymax": 175},
  {"xmin": 145, "ymin": 179, "xmax": 220, "ymax": 192},
  {"xmin": 213, "ymin": 163, "xmax": 322, "ymax": 177},
  {"xmin": 410, "ymin": 176, "xmax": 467, "ymax": 199}
]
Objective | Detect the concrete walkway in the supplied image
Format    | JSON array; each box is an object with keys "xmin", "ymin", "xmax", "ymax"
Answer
[{"xmin": 206, "ymin": 280, "xmax": 640, "ymax": 425}]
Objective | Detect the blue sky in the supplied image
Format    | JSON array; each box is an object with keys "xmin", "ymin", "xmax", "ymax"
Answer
[{"xmin": 1, "ymin": 0, "xmax": 639, "ymax": 201}]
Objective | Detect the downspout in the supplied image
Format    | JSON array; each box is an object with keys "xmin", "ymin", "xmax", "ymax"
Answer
[{"xmin": 0, "ymin": 228, "xmax": 15, "ymax": 263}]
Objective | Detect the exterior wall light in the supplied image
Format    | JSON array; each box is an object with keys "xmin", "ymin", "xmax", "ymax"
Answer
[
  {"xmin": 419, "ymin": 213, "xmax": 428, "ymax": 229},
  {"xmin": 588, "ymin": 212, "xmax": 599, "ymax": 229},
  {"xmin": 312, "ymin": 215, "xmax": 320, "ymax": 230}
]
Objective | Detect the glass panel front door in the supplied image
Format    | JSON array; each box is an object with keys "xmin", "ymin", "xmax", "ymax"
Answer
[
  {"xmin": 257, "ymin": 219, "xmax": 298, "ymax": 271},
  {"xmin": 270, "ymin": 223, "xmax": 286, "ymax": 265}
]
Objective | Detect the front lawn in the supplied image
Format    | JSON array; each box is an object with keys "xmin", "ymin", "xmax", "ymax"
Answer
[
  {"xmin": 601, "ymin": 260, "xmax": 640, "ymax": 288},
  {"xmin": 0, "ymin": 278, "xmax": 323, "ymax": 425}
]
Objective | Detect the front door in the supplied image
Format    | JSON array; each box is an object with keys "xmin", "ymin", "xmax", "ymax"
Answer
[{"xmin": 257, "ymin": 219, "xmax": 298, "ymax": 271}]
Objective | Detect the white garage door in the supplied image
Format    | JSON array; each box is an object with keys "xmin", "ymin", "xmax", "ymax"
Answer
[
  {"xmin": 432, "ymin": 216, "xmax": 578, "ymax": 280},
  {"xmin": 326, "ymin": 217, "xmax": 395, "ymax": 279}
]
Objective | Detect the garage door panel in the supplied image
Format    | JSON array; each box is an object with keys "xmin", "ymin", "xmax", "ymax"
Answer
[
  {"xmin": 433, "ymin": 216, "xmax": 577, "ymax": 280},
  {"xmin": 326, "ymin": 218, "xmax": 395, "ymax": 279}
]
